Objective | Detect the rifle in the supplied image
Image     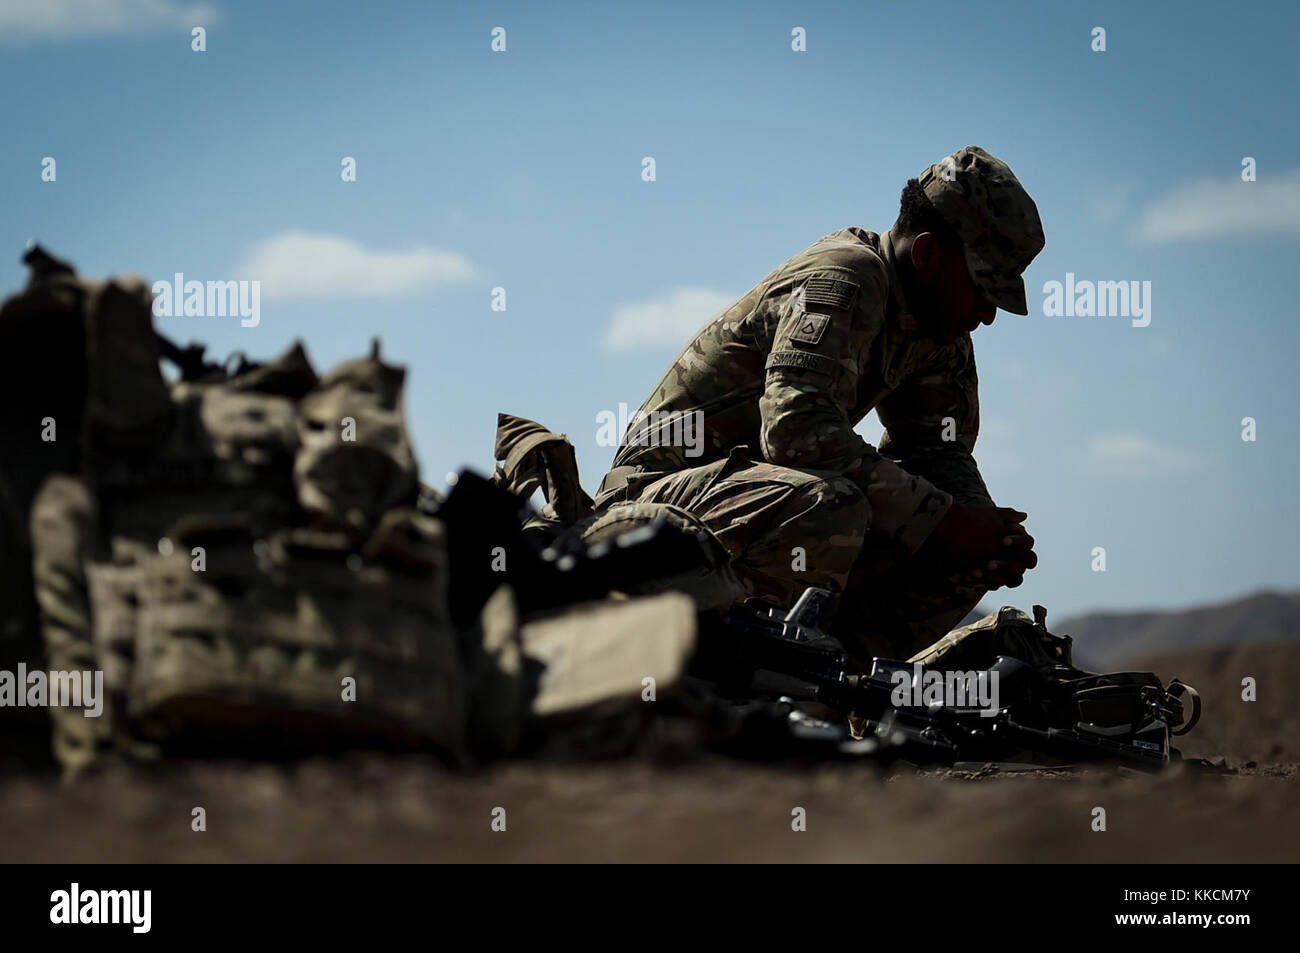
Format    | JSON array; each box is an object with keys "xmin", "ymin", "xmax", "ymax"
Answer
[{"xmin": 690, "ymin": 588, "xmax": 1198, "ymax": 771}]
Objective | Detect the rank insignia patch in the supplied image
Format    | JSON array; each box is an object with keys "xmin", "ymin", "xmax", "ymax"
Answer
[
  {"xmin": 804, "ymin": 276, "xmax": 858, "ymax": 311},
  {"xmin": 790, "ymin": 312, "xmax": 830, "ymax": 346}
]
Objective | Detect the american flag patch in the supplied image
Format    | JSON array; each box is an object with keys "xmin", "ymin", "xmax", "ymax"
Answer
[{"xmin": 804, "ymin": 276, "xmax": 858, "ymax": 311}]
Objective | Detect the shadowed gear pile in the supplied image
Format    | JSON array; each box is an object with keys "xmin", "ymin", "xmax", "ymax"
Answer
[{"xmin": 0, "ymin": 248, "xmax": 1199, "ymax": 780}]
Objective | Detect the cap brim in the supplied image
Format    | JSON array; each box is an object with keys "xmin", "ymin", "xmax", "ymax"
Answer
[
  {"xmin": 983, "ymin": 277, "xmax": 1029, "ymax": 315},
  {"xmin": 964, "ymin": 247, "xmax": 1029, "ymax": 315}
]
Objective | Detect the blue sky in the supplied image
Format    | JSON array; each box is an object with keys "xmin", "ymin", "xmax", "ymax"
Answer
[{"xmin": 3, "ymin": 0, "xmax": 1297, "ymax": 617}]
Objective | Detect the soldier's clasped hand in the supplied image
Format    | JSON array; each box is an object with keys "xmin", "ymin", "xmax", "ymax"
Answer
[{"xmin": 927, "ymin": 503, "xmax": 1037, "ymax": 590}]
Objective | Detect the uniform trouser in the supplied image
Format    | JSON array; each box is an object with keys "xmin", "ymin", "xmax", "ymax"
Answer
[{"xmin": 596, "ymin": 451, "xmax": 987, "ymax": 660}]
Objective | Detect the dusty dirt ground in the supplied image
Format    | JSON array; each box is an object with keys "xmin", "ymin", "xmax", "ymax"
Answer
[{"xmin": 2, "ymin": 643, "xmax": 1296, "ymax": 863}]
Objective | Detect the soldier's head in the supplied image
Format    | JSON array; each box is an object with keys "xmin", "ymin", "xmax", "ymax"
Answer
[{"xmin": 892, "ymin": 146, "xmax": 1045, "ymax": 344}]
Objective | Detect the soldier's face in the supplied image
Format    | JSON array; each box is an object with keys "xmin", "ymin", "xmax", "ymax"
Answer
[
  {"xmin": 908, "ymin": 232, "xmax": 998, "ymax": 343},
  {"xmin": 934, "ymin": 245, "xmax": 997, "ymax": 343}
]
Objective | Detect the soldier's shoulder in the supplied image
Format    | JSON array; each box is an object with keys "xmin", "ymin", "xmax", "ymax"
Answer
[{"xmin": 794, "ymin": 227, "xmax": 889, "ymax": 286}]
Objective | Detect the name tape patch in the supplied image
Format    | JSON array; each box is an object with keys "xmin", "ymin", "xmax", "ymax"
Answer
[{"xmin": 767, "ymin": 349, "xmax": 835, "ymax": 376}]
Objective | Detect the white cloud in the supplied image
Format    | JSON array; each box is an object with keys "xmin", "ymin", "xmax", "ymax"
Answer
[
  {"xmin": 233, "ymin": 231, "xmax": 479, "ymax": 300},
  {"xmin": 1083, "ymin": 432, "xmax": 1202, "ymax": 479},
  {"xmin": 0, "ymin": 0, "xmax": 217, "ymax": 41},
  {"xmin": 602, "ymin": 287, "xmax": 735, "ymax": 352},
  {"xmin": 1132, "ymin": 170, "xmax": 1300, "ymax": 242}
]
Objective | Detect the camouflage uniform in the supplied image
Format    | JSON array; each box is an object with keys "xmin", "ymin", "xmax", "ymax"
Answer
[{"xmin": 594, "ymin": 146, "xmax": 1045, "ymax": 658}]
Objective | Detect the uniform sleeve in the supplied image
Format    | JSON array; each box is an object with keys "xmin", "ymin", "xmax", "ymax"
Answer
[
  {"xmin": 758, "ymin": 264, "xmax": 953, "ymax": 554},
  {"xmin": 876, "ymin": 334, "xmax": 994, "ymax": 508}
]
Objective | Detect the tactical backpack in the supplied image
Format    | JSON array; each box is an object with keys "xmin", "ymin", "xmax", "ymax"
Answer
[
  {"xmin": 101, "ymin": 356, "xmax": 461, "ymax": 759},
  {"xmin": 13, "ymin": 247, "xmax": 466, "ymax": 771},
  {"xmin": 16, "ymin": 249, "xmax": 702, "ymax": 776},
  {"xmin": 0, "ymin": 245, "xmax": 168, "ymax": 767}
]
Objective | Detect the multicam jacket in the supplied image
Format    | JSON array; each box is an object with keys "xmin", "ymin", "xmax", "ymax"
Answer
[{"xmin": 602, "ymin": 227, "xmax": 994, "ymax": 554}]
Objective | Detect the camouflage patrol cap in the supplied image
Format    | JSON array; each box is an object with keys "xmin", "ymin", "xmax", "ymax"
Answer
[{"xmin": 917, "ymin": 146, "xmax": 1045, "ymax": 315}]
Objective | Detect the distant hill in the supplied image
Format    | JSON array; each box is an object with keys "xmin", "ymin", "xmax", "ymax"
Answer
[
  {"xmin": 1061, "ymin": 590, "xmax": 1300, "ymax": 669},
  {"xmin": 956, "ymin": 590, "xmax": 1300, "ymax": 670}
]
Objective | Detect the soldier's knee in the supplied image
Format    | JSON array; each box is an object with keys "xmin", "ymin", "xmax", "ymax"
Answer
[{"xmin": 793, "ymin": 473, "xmax": 868, "ymax": 523}]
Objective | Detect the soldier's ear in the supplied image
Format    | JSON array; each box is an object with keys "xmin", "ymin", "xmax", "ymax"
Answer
[{"xmin": 909, "ymin": 231, "xmax": 943, "ymax": 282}]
